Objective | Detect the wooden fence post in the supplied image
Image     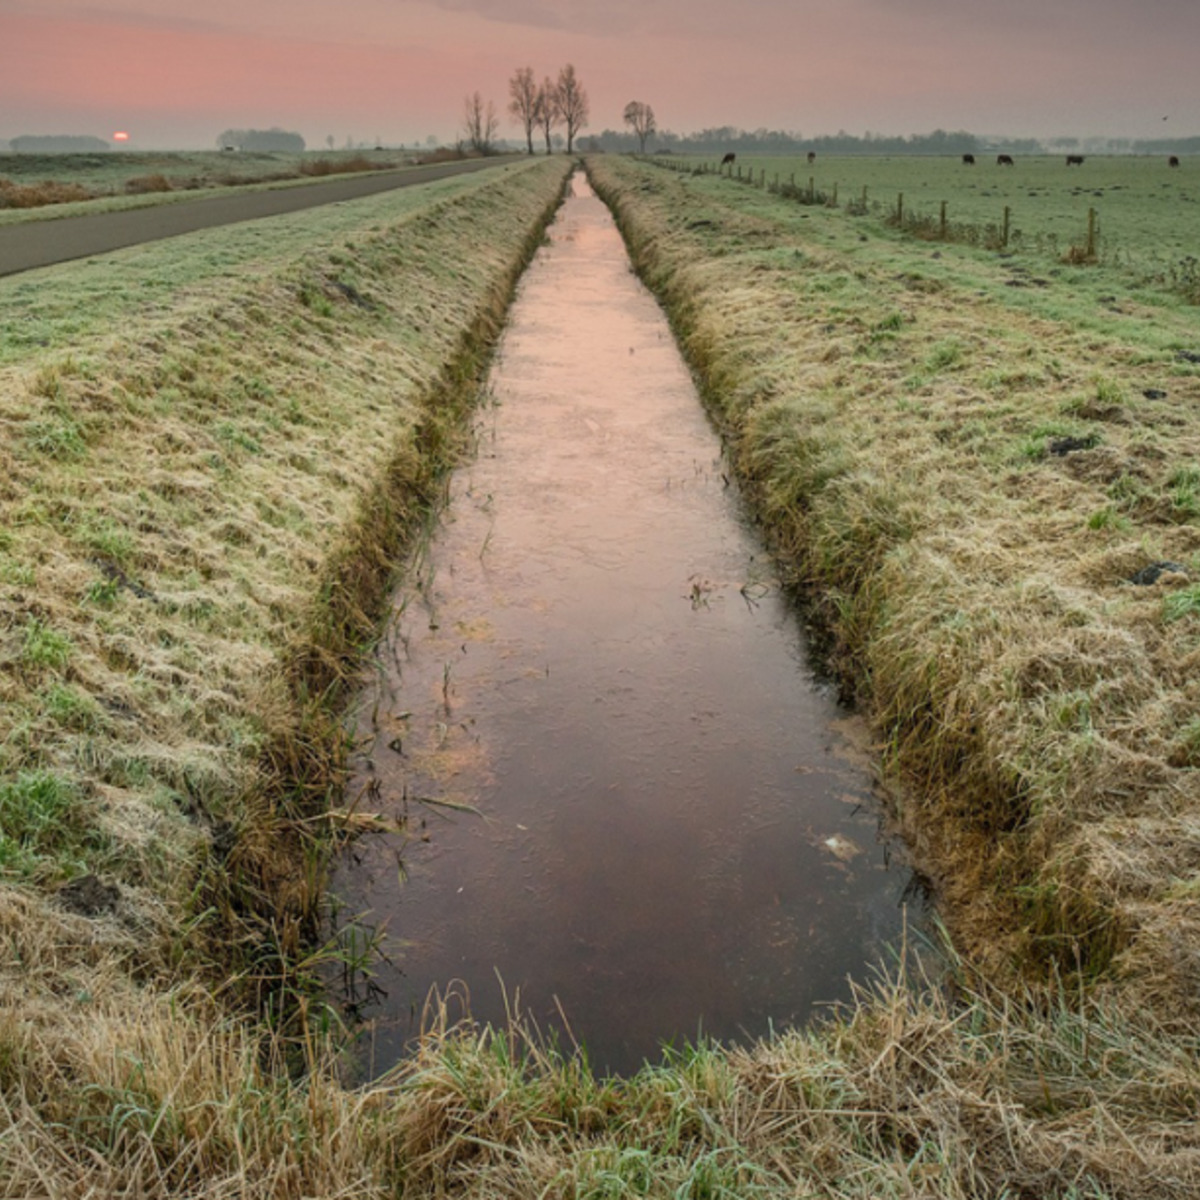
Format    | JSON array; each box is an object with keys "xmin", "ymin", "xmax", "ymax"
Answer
[
  {"xmin": 1003, "ymin": 205, "xmax": 1011, "ymax": 247},
  {"xmin": 940, "ymin": 200, "xmax": 947, "ymax": 239}
]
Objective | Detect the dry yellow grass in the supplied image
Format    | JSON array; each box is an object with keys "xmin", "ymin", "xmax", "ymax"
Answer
[
  {"xmin": 6, "ymin": 150, "xmax": 1200, "ymax": 1197},
  {"xmin": 1, "ymin": 156, "xmax": 572, "ymax": 1187},
  {"xmin": 5, "ymin": 960, "xmax": 1200, "ymax": 1197}
]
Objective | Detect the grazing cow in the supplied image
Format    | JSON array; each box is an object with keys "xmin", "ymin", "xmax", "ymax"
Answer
[
  {"xmin": 721, "ymin": 152, "xmax": 736, "ymax": 167},
  {"xmin": 1169, "ymin": 156, "xmax": 1181, "ymax": 167},
  {"xmin": 962, "ymin": 153, "xmax": 976, "ymax": 164},
  {"xmin": 807, "ymin": 151, "xmax": 816, "ymax": 164},
  {"xmin": 1066, "ymin": 154, "xmax": 1085, "ymax": 166},
  {"xmin": 997, "ymin": 154, "xmax": 1014, "ymax": 166}
]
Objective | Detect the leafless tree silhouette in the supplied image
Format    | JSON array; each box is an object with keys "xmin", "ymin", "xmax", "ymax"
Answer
[
  {"xmin": 508, "ymin": 67, "xmax": 538, "ymax": 155},
  {"xmin": 462, "ymin": 92, "xmax": 499, "ymax": 154},
  {"xmin": 623, "ymin": 101, "xmax": 656, "ymax": 153},
  {"xmin": 535, "ymin": 76, "xmax": 560, "ymax": 154},
  {"xmin": 555, "ymin": 64, "xmax": 589, "ymax": 155}
]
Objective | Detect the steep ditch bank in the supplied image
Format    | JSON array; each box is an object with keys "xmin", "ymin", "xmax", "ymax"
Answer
[
  {"xmin": 585, "ymin": 154, "xmax": 1200, "ymax": 1014},
  {"xmin": 0, "ymin": 157, "xmax": 573, "ymax": 1192}
]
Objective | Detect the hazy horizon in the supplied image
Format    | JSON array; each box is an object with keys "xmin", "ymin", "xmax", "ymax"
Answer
[{"xmin": 3, "ymin": 0, "xmax": 1198, "ymax": 151}]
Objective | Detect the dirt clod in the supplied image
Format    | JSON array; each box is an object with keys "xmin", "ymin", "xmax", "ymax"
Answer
[
  {"xmin": 1130, "ymin": 561, "xmax": 1190, "ymax": 585},
  {"xmin": 58, "ymin": 874, "xmax": 120, "ymax": 917}
]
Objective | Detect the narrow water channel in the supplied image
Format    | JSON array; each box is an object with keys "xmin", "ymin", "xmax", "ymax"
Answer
[{"xmin": 334, "ymin": 172, "xmax": 922, "ymax": 1077}]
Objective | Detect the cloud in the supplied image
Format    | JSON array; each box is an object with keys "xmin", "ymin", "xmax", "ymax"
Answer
[
  {"xmin": 420, "ymin": 0, "xmax": 652, "ymax": 36},
  {"xmin": 4, "ymin": 2, "xmax": 231, "ymax": 34}
]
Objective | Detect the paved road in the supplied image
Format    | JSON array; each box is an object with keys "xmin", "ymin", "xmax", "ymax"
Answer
[{"xmin": 0, "ymin": 157, "xmax": 518, "ymax": 277}]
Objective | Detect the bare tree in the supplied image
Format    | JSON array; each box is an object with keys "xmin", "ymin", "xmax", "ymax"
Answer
[
  {"xmin": 508, "ymin": 66, "xmax": 538, "ymax": 155},
  {"xmin": 555, "ymin": 63, "xmax": 589, "ymax": 154},
  {"xmin": 623, "ymin": 101, "xmax": 656, "ymax": 153},
  {"xmin": 535, "ymin": 75, "xmax": 560, "ymax": 154},
  {"xmin": 462, "ymin": 91, "xmax": 499, "ymax": 154}
]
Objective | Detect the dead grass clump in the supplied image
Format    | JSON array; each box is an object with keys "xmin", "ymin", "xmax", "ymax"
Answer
[
  {"xmin": 0, "ymin": 177, "xmax": 95, "ymax": 208},
  {"xmin": 299, "ymin": 155, "xmax": 381, "ymax": 177},
  {"xmin": 124, "ymin": 172, "xmax": 173, "ymax": 194},
  {"xmin": 14, "ymin": 964, "xmax": 1192, "ymax": 1200},
  {"xmin": 415, "ymin": 147, "xmax": 470, "ymax": 164}
]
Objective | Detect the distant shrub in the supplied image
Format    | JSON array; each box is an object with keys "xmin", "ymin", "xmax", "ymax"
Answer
[
  {"xmin": 416, "ymin": 147, "xmax": 470, "ymax": 164},
  {"xmin": 216, "ymin": 127, "xmax": 306, "ymax": 152},
  {"xmin": 124, "ymin": 173, "xmax": 172, "ymax": 194},
  {"xmin": 9, "ymin": 134, "xmax": 110, "ymax": 153},
  {"xmin": 0, "ymin": 178, "xmax": 95, "ymax": 208},
  {"xmin": 299, "ymin": 155, "xmax": 380, "ymax": 177}
]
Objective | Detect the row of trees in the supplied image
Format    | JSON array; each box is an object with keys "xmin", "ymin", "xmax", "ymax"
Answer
[
  {"xmin": 478, "ymin": 65, "xmax": 589, "ymax": 155},
  {"xmin": 473, "ymin": 68, "xmax": 655, "ymax": 157},
  {"xmin": 216, "ymin": 127, "xmax": 305, "ymax": 152},
  {"xmin": 578, "ymin": 126, "xmax": 983, "ymax": 157},
  {"xmin": 5, "ymin": 135, "xmax": 111, "ymax": 153}
]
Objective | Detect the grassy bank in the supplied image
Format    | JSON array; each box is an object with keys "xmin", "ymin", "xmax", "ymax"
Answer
[
  {"xmin": 0, "ymin": 155, "xmax": 572, "ymax": 1190},
  {"xmin": 0, "ymin": 167, "xmax": 526, "ymax": 364},
  {"xmin": 585, "ymin": 155, "xmax": 1200, "ymax": 1004}
]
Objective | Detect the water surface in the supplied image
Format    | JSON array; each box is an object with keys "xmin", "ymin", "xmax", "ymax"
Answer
[{"xmin": 335, "ymin": 173, "xmax": 921, "ymax": 1076}]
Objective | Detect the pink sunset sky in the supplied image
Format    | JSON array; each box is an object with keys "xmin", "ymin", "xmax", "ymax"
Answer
[{"xmin": 2, "ymin": 0, "xmax": 1198, "ymax": 149}]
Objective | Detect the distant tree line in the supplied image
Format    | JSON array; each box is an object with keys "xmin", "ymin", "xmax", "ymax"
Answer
[
  {"xmin": 582, "ymin": 125, "xmax": 1200, "ymax": 157},
  {"xmin": 7, "ymin": 135, "xmax": 111, "ymax": 153},
  {"xmin": 216, "ymin": 127, "xmax": 306, "ymax": 152},
  {"xmin": 582, "ymin": 127, "xmax": 982, "ymax": 156}
]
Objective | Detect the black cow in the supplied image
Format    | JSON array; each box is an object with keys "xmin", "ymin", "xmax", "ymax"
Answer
[
  {"xmin": 1066, "ymin": 154, "xmax": 1085, "ymax": 166},
  {"xmin": 807, "ymin": 151, "xmax": 816, "ymax": 164},
  {"xmin": 1169, "ymin": 156, "xmax": 1181, "ymax": 167},
  {"xmin": 721, "ymin": 152, "xmax": 736, "ymax": 167},
  {"xmin": 997, "ymin": 154, "xmax": 1014, "ymax": 166},
  {"xmin": 962, "ymin": 153, "xmax": 976, "ymax": 165}
]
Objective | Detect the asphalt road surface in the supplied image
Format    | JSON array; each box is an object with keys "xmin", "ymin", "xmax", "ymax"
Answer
[{"xmin": 0, "ymin": 157, "xmax": 518, "ymax": 278}]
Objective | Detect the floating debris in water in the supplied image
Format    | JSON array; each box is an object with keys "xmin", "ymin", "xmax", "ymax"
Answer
[{"xmin": 822, "ymin": 834, "xmax": 862, "ymax": 862}]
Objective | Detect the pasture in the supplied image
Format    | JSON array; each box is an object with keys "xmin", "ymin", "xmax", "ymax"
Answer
[
  {"xmin": 0, "ymin": 147, "xmax": 411, "ymax": 193},
  {"xmin": 675, "ymin": 153, "xmax": 1198, "ymax": 274}
]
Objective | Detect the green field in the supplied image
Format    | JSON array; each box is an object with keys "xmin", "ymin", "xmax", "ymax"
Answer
[
  {"xmin": 664, "ymin": 153, "xmax": 1198, "ymax": 274},
  {"xmin": 0, "ymin": 148, "xmax": 411, "ymax": 192}
]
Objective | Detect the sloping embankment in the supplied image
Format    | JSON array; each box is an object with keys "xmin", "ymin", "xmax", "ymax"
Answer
[
  {"xmin": 586, "ymin": 154, "xmax": 1200, "ymax": 1015},
  {"xmin": 0, "ymin": 157, "xmax": 571, "ymax": 1190}
]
